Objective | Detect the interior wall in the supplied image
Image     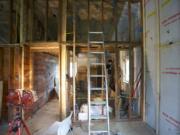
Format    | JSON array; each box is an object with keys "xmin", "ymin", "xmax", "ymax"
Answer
[
  {"xmin": 0, "ymin": 47, "xmax": 22, "ymax": 120},
  {"xmin": 144, "ymin": 0, "xmax": 159, "ymax": 129},
  {"xmin": 144, "ymin": 0, "xmax": 180, "ymax": 134},
  {"xmin": 159, "ymin": 0, "xmax": 180, "ymax": 135}
]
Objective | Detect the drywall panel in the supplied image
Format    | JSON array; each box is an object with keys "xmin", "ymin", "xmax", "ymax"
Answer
[
  {"xmin": 159, "ymin": 0, "xmax": 180, "ymax": 135},
  {"xmin": 144, "ymin": 0, "xmax": 158, "ymax": 129}
]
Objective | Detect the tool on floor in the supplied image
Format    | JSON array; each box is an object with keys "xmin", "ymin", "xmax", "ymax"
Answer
[
  {"xmin": 87, "ymin": 0, "xmax": 110, "ymax": 134},
  {"xmin": 6, "ymin": 89, "xmax": 33, "ymax": 135}
]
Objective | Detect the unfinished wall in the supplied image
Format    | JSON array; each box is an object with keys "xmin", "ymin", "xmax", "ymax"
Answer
[
  {"xmin": 144, "ymin": 0, "xmax": 180, "ymax": 134},
  {"xmin": 159, "ymin": 0, "xmax": 180, "ymax": 135},
  {"xmin": 32, "ymin": 52, "xmax": 58, "ymax": 104},
  {"xmin": 0, "ymin": 47, "xmax": 22, "ymax": 120},
  {"xmin": 144, "ymin": 0, "xmax": 159, "ymax": 129}
]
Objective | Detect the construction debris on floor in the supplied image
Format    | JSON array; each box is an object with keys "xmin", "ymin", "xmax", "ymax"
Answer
[{"xmin": 29, "ymin": 99, "xmax": 156, "ymax": 135}]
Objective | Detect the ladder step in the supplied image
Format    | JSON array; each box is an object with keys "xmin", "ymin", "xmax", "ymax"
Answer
[
  {"xmin": 89, "ymin": 31, "xmax": 103, "ymax": 34},
  {"xmin": 91, "ymin": 101, "xmax": 106, "ymax": 105},
  {"xmin": 90, "ymin": 130, "xmax": 108, "ymax": 134},
  {"xmin": 90, "ymin": 75, "xmax": 105, "ymax": 77},
  {"xmin": 89, "ymin": 41, "xmax": 104, "ymax": 44},
  {"xmin": 91, "ymin": 88, "xmax": 105, "ymax": 91},
  {"xmin": 91, "ymin": 115, "xmax": 107, "ymax": 120},
  {"xmin": 89, "ymin": 51, "xmax": 104, "ymax": 54},
  {"xmin": 90, "ymin": 62, "xmax": 105, "ymax": 65}
]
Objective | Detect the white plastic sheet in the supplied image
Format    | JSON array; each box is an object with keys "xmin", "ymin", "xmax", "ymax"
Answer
[{"xmin": 44, "ymin": 112, "xmax": 73, "ymax": 135}]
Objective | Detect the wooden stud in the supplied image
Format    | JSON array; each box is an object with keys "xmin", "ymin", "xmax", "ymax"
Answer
[
  {"xmin": 72, "ymin": 0, "xmax": 76, "ymax": 121},
  {"xmin": 28, "ymin": 0, "xmax": 34, "ymax": 42},
  {"xmin": 21, "ymin": 46, "xmax": 24, "ymax": 89},
  {"xmin": 9, "ymin": 0, "xmax": 13, "ymax": 43},
  {"xmin": 20, "ymin": 0, "xmax": 24, "ymax": 47},
  {"xmin": 45, "ymin": 0, "xmax": 49, "ymax": 41},
  {"xmin": 58, "ymin": 0, "xmax": 68, "ymax": 120},
  {"xmin": 113, "ymin": 0, "xmax": 120, "ymax": 120},
  {"xmin": 128, "ymin": 0, "xmax": 134, "ymax": 120},
  {"xmin": 140, "ymin": 0, "xmax": 144, "ymax": 121}
]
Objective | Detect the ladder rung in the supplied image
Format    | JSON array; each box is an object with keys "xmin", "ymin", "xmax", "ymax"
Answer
[
  {"xmin": 91, "ymin": 88, "xmax": 105, "ymax": 91},
  {"xmin": 89, "ymin": 41, "xmax": 104, "ymax": 44},
  {"xmin": 91, "ymin": 131, "xmax": 108, "ymax": 134},
  {"xmin": 89, "ymin": 31, "xmax": 103, "ymax": 34},
  {"xmin": 89, "ymin": 51, "xmax": 104, "ymax": 54},
  {"xmin": 90, "ymin": 62, "xmax": 104, "ymax": 65},
  {"xmin": 91, "ymin": 115, "xmax": 107, "ymax": 120},
  {"xmin": 90, "ymin": 75, "xmax": 105, "ymax": 77},
  {"xmin": 91, "ymin": 101, "xmax": 106, "ymax": 105}
]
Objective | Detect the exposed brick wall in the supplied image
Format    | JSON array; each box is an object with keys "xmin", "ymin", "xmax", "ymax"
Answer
[
  {"xmin": 32, "ymin": 52, "xmax": 58, "ymax": 106},
  {"xmin": 0, "ymin": 48, "xmax": 59, "ymax": 120}
]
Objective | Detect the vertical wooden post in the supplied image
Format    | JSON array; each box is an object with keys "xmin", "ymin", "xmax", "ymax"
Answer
[
  {"xmin": 113, "ymin": 0, "xmax": 120, "ymax": 120},
  {"xmin": 20, "ymin": 0, "xmax": 24, "ymax": 89},
  {"xmin": 9, "ymin": 0, "xmax": 13, "ymax": 43},
  {"xmin": 28, "ymin": 0, "xmax": 33, "ymax": 90},
  {"xmin": 20, "ymin": 0, "xmax": 24, "ymax": 46},
  {"xmin": 21, "ymin": 47, "xmax": 24, "ymax": 89},
  {"xmin": 72, "ymin": 0, "xmax": 76, "ymax": 121},
  {"xmin": 128, "ymin": 0, "xmax": 134, "ymax": 119},
  {"xmin": 28, "ymin": 0, "xmax": 34, "ymax": 42},
  {"xmin": 140, "ymin": 0, "xmax": 145, "ymax": 121},
  {"xmin": 45, "ymin": 0, "xmax": 49, "ymax": 41},
  {"xmin": 0, "ymin": 49, "xmax": 3, "ymax": 120},
  {"xmin": 29, "ymin": 50, "xmax": 33, "ymax": 90},
  {"xmin": 58, "ymin": 0, "xmax": 67, "ymax": 120}
]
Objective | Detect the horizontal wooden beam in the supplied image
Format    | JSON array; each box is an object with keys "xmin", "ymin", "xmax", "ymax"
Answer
[
  {"xmin": 0, "ymin": 44, "xmax": 20, "ymax": 47},
  {"xmin": 0, "ymin": 41, "xmax": 141, "ymax": 49}
]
